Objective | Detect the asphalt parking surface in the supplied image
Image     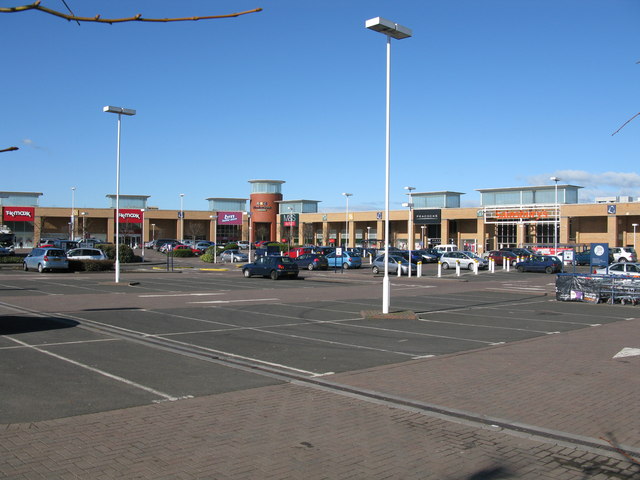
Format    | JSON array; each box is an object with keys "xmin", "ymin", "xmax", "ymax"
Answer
[{"xmin": 1, "ymin": 262, "xmax": 632, "ymax": 426}]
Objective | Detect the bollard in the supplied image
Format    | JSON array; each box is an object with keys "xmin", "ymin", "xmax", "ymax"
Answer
[
  {"xmin": 506, "ymin": 258, "xmax": 510, "ymax": 272},
  {"xmin": 417, "ymin": 261, "xmax": 422, "ymax": 278},
  {"xmin": 437, "ymin": 261, "xmax": 442, "ymax": 278},
  {"xmin": 398, "ymin": 263, "xmax": 402, "ymax": 277},
  {"xmin": 474, "ymin": 260, "xmax": 479, "ymax": 275},
  {"xmin": 490, "ymin": 258, "xmax": 495, "ymax": 273},
  {"xmin": 502, "ymin": 256, "xmax": 506, "ymax": 270},
  {"xmin": 456, "ymin": 259, "xmax": 461, "ymax": 277}
]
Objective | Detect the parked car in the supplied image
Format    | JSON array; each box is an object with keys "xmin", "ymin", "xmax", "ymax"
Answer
[
  {"xmin": 65, "ymin": 248, "xmax": 107, "ymax": 260},
  {"xmin": 313, "ymin": 246, "xmax": 335, "ymax": 256},
  {"xmin": 515, "ymin": 255, "xmax": 562, "ymax": 274},
  {"xmin": 610, "ymin": 247, "xmax": 637, "ymax": 263},
  {"xmin": 371, "ymin": 255, "xmax": 417, "ymax": 275},
  {"xmin": 414, "ymin": 249, "xmax": 439, "ymax": 263},
  {"xmin": 593, "ymin": 262, "xmax": 640, "ymax": 277},
  {"xmin": 172, "ymin": 245, "xmax": 202, "ymax": 256},
  {"xmin": 325, "ymin": 251, "xmax": 362, "ymax": 269},
  {"xmin": 398, "ymin": 250, "xmax": 423, "ymax": 264},
  {"xmin": 574, "ymin": 249, "xmax": 614, "ymax": 266},
  {"xmin": 155, "ymin": 239, "xmax": 177, "ymax": 251},
  {"xmin": 440, "ymin": 251, "xmax": 489, "ymax": 270},
  {"xmin": 433, "ymin": 244, "xmax": 458, "ymax": 255},
  {"xmin": 23, "ymin": 248, "xmax": 68, "ymax": 272},
  {"xmin": 293, "ymin": 253, "xmax": 329, "ymax": 271},
  {"xmin": 0, "ymin": 246, "xmax": 12, "ymax": 256},
  {"xmin": 499, "ymin": 247, "xmax": 534, "ymax": 258},
  {"xmin": 283, "ymin": 247, "xmax": 313, "ymax": 258},
  {"xmin": 219, "ymin": 249, "xmax": 248, "ymax": 263},
  {"xmin": 159, "ymin": 241, "xmax": 181, "ymax": 253},
  {"xmin": 487, "ymin": 250, "xmax": 518, "ymax": 266},
  {"xmin": 144, "ymin": 240, "xmax": 157, "ymax": 249},
  {"xmin": 242, "ymin": 256, "xmax": 299, "ymax": 280},
  {"xmin": 236, "ymin": 241, "xmax": 250, "ymax": 249}
]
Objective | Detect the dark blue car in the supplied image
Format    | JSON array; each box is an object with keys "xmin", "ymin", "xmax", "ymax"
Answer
[
  {"xmin": 242, "ymin": 256, "xmax": 299, "ymax": 280},
  {"xmin": 515, "ymin": 255, "xmax": 562, "ymax": 274},
  {"xmin": 293, "ymin": 253, "xmax": 329, "ymax": 271}
]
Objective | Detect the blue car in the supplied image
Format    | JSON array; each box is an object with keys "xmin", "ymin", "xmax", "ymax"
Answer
[
  {"xmin": 325, "ymin": 251, "xmax": 362, "ymax": 269},
  {"xmin": 515, "ymin": 255, "xmax": 562, "ymax": 274}
]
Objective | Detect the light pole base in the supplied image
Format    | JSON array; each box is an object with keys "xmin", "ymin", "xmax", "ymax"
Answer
[{"xmin": 382, "ymin": 274, "xmax": 390, "ymax": 314}]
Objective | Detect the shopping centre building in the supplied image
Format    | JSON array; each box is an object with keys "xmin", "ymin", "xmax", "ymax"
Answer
[{"xmin": 2, "ymin": 179, "xmax": 640, "ymax": 253}]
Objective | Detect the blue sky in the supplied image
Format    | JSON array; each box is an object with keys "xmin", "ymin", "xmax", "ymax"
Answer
[{"xmin": 2, "ymin": 0, "xmax": 639, "ymax": 212}]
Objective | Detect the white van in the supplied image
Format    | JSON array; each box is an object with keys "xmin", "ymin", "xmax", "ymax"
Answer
[{"xmin": 434, "ymin": 244, "xmax": 458, "ymax": 254}]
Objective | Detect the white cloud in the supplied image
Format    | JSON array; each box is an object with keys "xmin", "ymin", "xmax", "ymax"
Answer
[{"xmin": 525, "ymin": 170, "xmax": 640, "ymax": 201}]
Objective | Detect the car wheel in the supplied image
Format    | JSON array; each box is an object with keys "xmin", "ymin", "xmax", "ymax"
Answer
[
  {"xmin": 307, "ymin": 263, "xmax": 315, "ymax": 271},
  {"xmin": 467, "ymin": 263, "xmax": 474, "ymax": 271},
  {"xmin": 372, "ymin": 266, "xmax": 380, "ymax": 274},
  {"xmin": 270, "ymin": 270, "xmax": 278, "ymax": 280},
  {"xmin": 23, "ymin": 263, "xmax": 28, "ymax": 272},
  {"xmin": 517, "ymin": 266, "xmax": 524, "ymax": 273},
  {"xmin": 37, "ymin": 263, "xmax": 44, "ymax": 273},
  {"xmin": 342, "ymin": 262, "xmax": 349, "ymax": 269},
  {"xmin": 545, "ymin": 266, "xmax": 554, "ymax": 274},
  {"xmin": 441, "ymin": 262, "xmax": 449, "ymax": 270},
  {"xmin": 243, "ymin": 269, "xmax": 251, "ymax": 278}
]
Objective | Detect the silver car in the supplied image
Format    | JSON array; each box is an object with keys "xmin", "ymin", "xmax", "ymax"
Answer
[
  {"xmin": 66, "ymin": 248, "xmax": 107, "ymax": 260},
  {"xmin": 440, "ymin": 251, "xmax": 489, "ymax": 270},
  {"xmin": 23, "ymin": 248, "xmax": 69, "ymax": 272},
  {"xmin": 219, "ymin": 249, "xmax": 248, "ymax": 263},
  {"xmin": 593, "ymin": 262, "xmax": 640, "ymax": 277},
  {"xmin": 371, "ymin": 255, "xmax": 417, "ymax": 275}
]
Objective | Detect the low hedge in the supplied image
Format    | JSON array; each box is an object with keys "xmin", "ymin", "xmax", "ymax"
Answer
[
  {"xmin": 0, "ymin": 256, "xmax": 23, "ymax": 264},
  {"xmin": 68, "ymin": 259, "xmax": 114, "ymax": 272},
  {"xmin": 171, "ymin": 249, "xmax": 195, "ymax": 258}
]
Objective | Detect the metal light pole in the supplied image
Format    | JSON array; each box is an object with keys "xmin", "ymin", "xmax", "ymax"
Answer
[
  {"xmin": 342, "ymin": 192, "xmax": 352, "ymax": 248},
  {"xmin": 140, "ymin": 208, "xmax": 145, "ymax": 263},
  {"xmin": 210, "ymin": 215, "xmax": 218, "ymax": 263},
  {"xmin": 633, "ymin": 223, "xmax": 638, "ymax": 252},
  {"xmin": 151, "ymin": 224, "xmax": 156, "ymax": 243},
  {"xmin": 179, "ymin": 193, "xmax": 185, "ymax": 241},
  {"xmin": 404, "ymin": 186, "xmax": 415, "ymax": 277},
  {"xmin": 366, "ymin": 17, "xmax": 412, "ymax": 314},
  {"xmin": 421, "ymin": 225, "xmax": 426, "ymax": 248},
  {"xmin": 103, "ymin": 105, "xmax": 136, "ymax": 284},
  {"xmin": 70, "ymin": 186, "xmax": 76, "ymax": 240},
  {"xmin": 287, "ymin": 206, "xmax": 294, "ymax": 250},
  {"xmin": 81, "ymin": 211, "xmax": 87, "ymax": 240},
  {"xmin": 247, "ymin": 212, "xmax": 252, "ymax": 262},
  {"xmin": 550, "ymin": 176, "xmax": 560, "ymax": 255},
  {"xmin": 367, "ymin": 226, "xmax": 371, "ymax": 248}
]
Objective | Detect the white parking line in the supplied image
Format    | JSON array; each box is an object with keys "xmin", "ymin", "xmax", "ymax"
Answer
[
  {"xmin": 190, "ymin": 298, "xmax": 280, "ymax": 304},
  {"xmin": 5, "ymin": 336, "xmax": 187, "ymax": 402},
  {"xmin": 139, "ymin": 293, "xmax": 226, "ymax": 298}
]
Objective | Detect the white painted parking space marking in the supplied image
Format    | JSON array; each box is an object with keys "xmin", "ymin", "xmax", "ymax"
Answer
[
  {"xmin": 415, "ymin": 317, "xmax": 558, "ymax": 335},
  {"xmin": 613, "ymin": 347, "xmax": 640, "ymax": 358},
  {"xmin": 190, "ymin": 298, "xmax": 280, "ymax": 304},
  {"xmin": 5, "ymin": 336, "xmax": 187, "ymax": 402},
  {"xmin": 139, "ymin": 293, "xmax": 226, "ymax": 298},
  {"xmin": 0, "ymin": 338, "xmax": 118, "ymax": 351}
]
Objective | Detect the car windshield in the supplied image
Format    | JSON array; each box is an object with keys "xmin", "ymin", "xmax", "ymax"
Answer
[{"xmin": 280, "ymin": 257, "xmax": 294, "ymax": 264}]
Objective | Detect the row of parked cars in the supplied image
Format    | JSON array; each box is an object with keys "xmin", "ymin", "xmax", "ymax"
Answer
[{"xmin": 22, "ymin": 247, "xmax": 108, "ymax": 272}]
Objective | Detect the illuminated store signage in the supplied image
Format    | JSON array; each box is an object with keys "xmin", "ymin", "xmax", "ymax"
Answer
[
  {"xmin": 484, "ymin": 207, "xmax": 556, "ymax": 224},
  {"xmin": 3, "ymin": 206, "xmax": 35, "ymax": 222},
  {"xmin": 116, "ymin": 209, "xmax": 143, "ymax": 224},
  {"xmin": 218, "ymin": 212, "xmax": 242, "ymax": 225}
]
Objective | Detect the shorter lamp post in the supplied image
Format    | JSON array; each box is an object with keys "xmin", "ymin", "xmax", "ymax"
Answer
[
  {"xmin": 151, "ymin": 224, "xmax": 156, "ymax": 242},
  {"xmin": 81, "ymin": 212, "xmax": 87, "ymax": 240},
  {"xmin": 342, "ymin": 192, "xmax": 353, "ymax": 248},
  {"xmin": 70, "ymin": 186, "xmax": 76, "ymax": 240},
  {"xmin": 210, "ymin": 215, "xmax": 218, "ymax": 263},
  {"xmin": 421, "ymin": 225, "xmax": 426, "ymax": 248},
  {"xmin": 633, "ymin": 223, "xmax": 638, "ymax": 252},
  {"xmin": 550, "ymin": 176, "xmax": 560, "ymax": 254},
  {"xmin": 367, "ymin": 226, "xmax": 371, "ymax": 248}
]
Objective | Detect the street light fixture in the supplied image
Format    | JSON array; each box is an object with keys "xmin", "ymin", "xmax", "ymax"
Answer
[
  {"xmin": 403, "ymin": 186, "xmax": 415, "ymax": 277},
  {"xmin": 633, "ymin": 223, "xmax": 638, "ymax": 252},
  {"xmin": 366, "ymin": 16, "xmax": 412, "ymax": 314},
  {"xmin": 342, "ymin": 193, "xmax": 353, "ymax": 248},
  {"xmin": 70, "ymin": 186, "xmax": 76, "ymax": 240},
  {"xmin": 550, "ymin": 176, "xmax": 560, "ymax": 255},
  {"xmin": 103, "ymin": 105, "xmax": 136, "ymax": 283}
]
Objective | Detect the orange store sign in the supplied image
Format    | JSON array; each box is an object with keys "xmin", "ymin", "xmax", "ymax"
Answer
[{"xmin": 494, "ymin": 209, "xmax": 552, "ymax": 220}]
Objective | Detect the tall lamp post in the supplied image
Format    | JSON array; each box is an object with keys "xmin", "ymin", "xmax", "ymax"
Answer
[
  {"xmin": 103, "ymin": 105, "xmax": 136, "ymax": 284},
  {"xmin": 140, "ymin": 208, "xmax": 145, "ymax": 263},
  {"xmin": 366, "ymin": 17, "xmax": 412, "ymax": 314},
  {"xmin": 342, "ymin": 192, "xmax": 353, "ymax": 248},
  {"xmin": 421, "ymin": 225, "xmax": 426, "ymax": 248},
  {"xmin": 179, "ymin": 193, "xmax": 185, "ymax": 241},
  {"xmin": 633, "ymin": 223, "xmax": 638, "ymax": 252},
  {"xmin": 403, "ymin": 186, "xmax": 415, "ymax": 277},
  {"xmin": 70, "ymin": 186, "xmax": 76, "ymax": 240},
  {"xmin": 550, "ymin": 176, "xmax": 560, "ymax": 255}
]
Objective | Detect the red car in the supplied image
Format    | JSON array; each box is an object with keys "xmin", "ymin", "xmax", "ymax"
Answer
[
  {"xmin": 283, "ymin": 247, "xmax": 313, "ymax": 258},
  {"xmin": 487, "ymin": 250, "xmax": 518, "ymax": 266}
]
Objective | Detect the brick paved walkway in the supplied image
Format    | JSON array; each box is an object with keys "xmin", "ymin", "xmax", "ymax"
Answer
[{"xmin": 1, "ymin": 318, "xmax": 639, "ymax": 479}]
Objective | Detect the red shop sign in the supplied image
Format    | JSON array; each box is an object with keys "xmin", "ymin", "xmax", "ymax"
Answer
[{"xmin": 3, "ymin": 206, "xmax": 35, "ymax": 222}]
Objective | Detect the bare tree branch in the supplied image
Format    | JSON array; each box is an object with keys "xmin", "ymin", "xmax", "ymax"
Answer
[
  {"xmin": 611, "ymin": 112, "xmax": 640, "ymax": 136},
  {"xmin": 0, "ymin": 1, "xmax": 262, "ymax": 24}
]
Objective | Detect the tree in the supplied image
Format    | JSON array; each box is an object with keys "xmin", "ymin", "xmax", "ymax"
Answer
[{"xmin": 0, "ymin": 2, "xmax": 262, "ymax": 25}]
